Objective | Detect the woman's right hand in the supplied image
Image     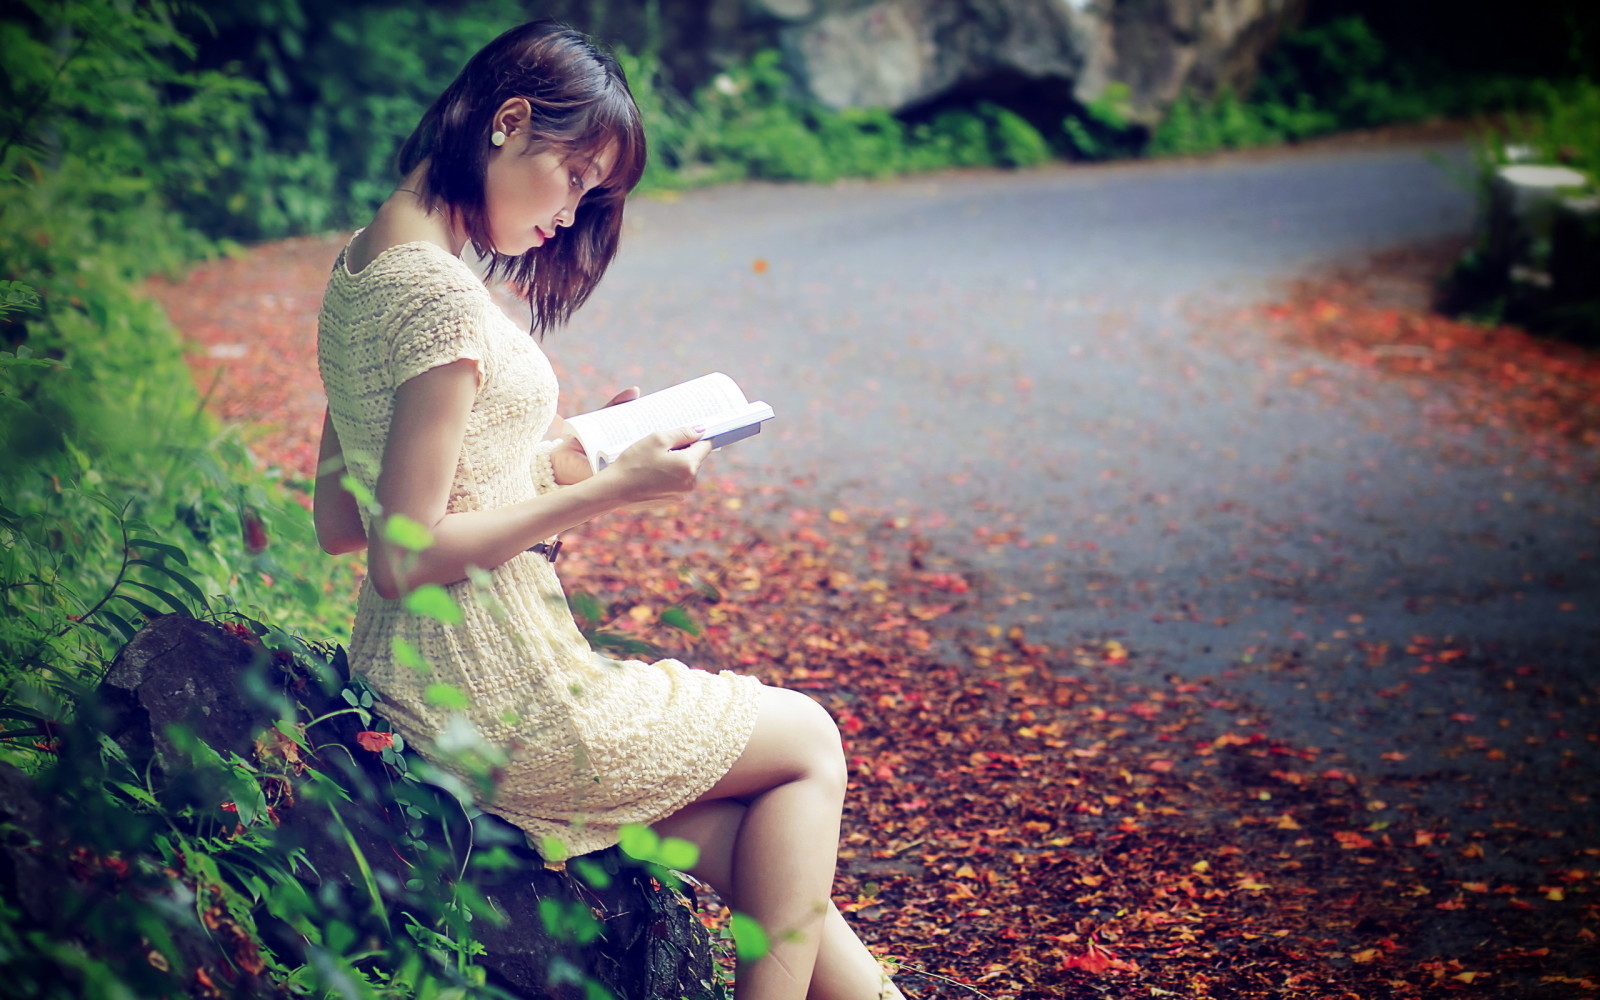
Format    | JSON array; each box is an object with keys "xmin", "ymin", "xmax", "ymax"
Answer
[{"xmin": 600, "ymin": 426, "xmax": 712, "ymax": 509}]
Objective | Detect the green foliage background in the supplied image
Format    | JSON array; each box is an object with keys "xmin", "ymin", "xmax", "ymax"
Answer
[{"xmin": 1, "ymin": 0, "xmax": 1594, "ymax": 994}]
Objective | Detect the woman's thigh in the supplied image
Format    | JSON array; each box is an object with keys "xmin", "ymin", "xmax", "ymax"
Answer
[
  {"xmin": 651, "ymin": 797, "xmax": 743, "ymax": 888},
  {"xmin": 693, "ymin": 684, "xmax": 846, "ymax": 804},
  {"xmin": 650, "ymin": 686, "xmax": 844, "ymax": 887}
]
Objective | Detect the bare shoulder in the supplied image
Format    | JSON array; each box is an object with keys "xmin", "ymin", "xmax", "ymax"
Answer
[{"xmin": 346, "ymin": 202, "xmax": 453, "ymax": 276}]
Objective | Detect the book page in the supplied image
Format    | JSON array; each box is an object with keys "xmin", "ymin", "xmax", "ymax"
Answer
[{"xmin": 566, "ymin": 373, "xmax": 758, "ymax": 469}]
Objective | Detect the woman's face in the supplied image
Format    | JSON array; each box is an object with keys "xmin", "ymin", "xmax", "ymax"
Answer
[{"xmin": 482, "ymin": 131, "xmax": 615, "ymax": 257}]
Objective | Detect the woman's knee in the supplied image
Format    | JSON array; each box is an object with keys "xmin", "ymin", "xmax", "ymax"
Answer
[
  {"xmin": 768, "ymin": 687, "xmax": 848, "ymax": 793},
  {"xmin": 705, "ymin": 686, "xmax": 847, "ymax": 801}
]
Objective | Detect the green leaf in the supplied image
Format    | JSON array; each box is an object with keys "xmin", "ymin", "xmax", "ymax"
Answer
[
  {"xmin": 656, "ymin": 836, "xmax": 700, "ymax": 872},
  {"xmin": 129, "ymin": 559, "xmax": 209, "ymax": 609},
  {"xmin": 617, "ymin": 823, "xmax": 661, "ymax": 862},
  {"xmin": 423, "ymin": 683, "xmax": 469, "ymax": 710},
  {"xmin": 122, "ymin": 579, "xmax": 191, "ymax": 615},
  {"xmin": 383, "ymin": 514, "xmax": 434, "ymax": 552},
  {"xmin": 110, "ymin": 779, "xmax": 158, "ymax": 808},
  {"xmin": 659, "ymin": 604, "xmax": 702, "ymax": 636},
  {"xmin": 97, "ymin": 608, "xmax": 138, "ymax": 641},
  {"xmin": 274, "ymin": 719, "xmax": 308, "ymax": 749},
  {"xmin": 405, "ymin": 584, "xmax": 462, "ymax": 624},
  {"xmin": 111, "ymin": 592, "xmax": 166, "ymax": 622},
  {"xmin": 572, "ymin": 858, "xmax": 612, "ymax": 889},
  {"xmin": 566, "ymin": 590, "xmax": 604, "ymax": 625},
  {"xmin": 0, "ymin": 281, "xmax": 41, "ymax": 318},
  {"xmin": 0, "ymin": 706, "xmax": 49, "ymax": 725},
  {"xmin": 730, "ymin": 911, "xmax": 771, "ymax": 961},
  {"xmin": 540, "ymin": 836, "xmax": 570, "ymax": 864},
  {"xmin": 538, "ymin": 899, "xmax": 600, "ymax": 945},
  {"xmin": 391, "ymin": 636, "xmax": 429, "ymax": 672},
  {"xmin": 339, "ymin": 473, "xmax": 376, "ymax": 509},
  {"xmin": 127, "ymin": 537, "xmax": 189, "ymax": 565}
]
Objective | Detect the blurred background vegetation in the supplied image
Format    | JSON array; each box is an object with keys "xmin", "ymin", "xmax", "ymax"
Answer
[{"xmin": 0, "ymin": 0, "xmax": 1595, "ymax": 995}]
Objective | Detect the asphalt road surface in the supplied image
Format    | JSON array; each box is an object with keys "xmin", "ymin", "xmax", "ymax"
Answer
[{"xmin": 547, "ymin": 136, "xmax": 1598, "ymax": 862}]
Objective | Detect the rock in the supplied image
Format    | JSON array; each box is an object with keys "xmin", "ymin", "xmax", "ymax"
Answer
[
  {"xmin": 751, "ymin": 0, "xmax": 820, "ymax": 21},
  {"xmin": 785, "ymin": 1, "xmax": 936, "ymax": 110},
  {"xmin": 1093, "ymin": 0, "xmax": 1309, "ymax": 117},
  {"xmin": 1452, "ymin": 162, "xmax": 1599, "ymax": 342},
  {"xmin": 5, "ymin": 615, "xmax": 725, "ymax": 1000},
  {"xmin": 1488, "ymin": 164, "xmax": 1591, "ymax": 288},
  {"xmin": 548, "ymin": 0, "xmax": 1304, "ymax": 119},
  {"xmin": 774, "ymin": 0, "xmax": 1304, "ymax": 117},
  {"xmin": 99, "ymin": 612, "xmax": 264, "ymax": 768},
  {"xmin": 1550, "ymin": 194, "xmax": 1600, "ymax": 312}
]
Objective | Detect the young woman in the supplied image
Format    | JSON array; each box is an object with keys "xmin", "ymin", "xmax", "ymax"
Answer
[{"xmin": 313, "ymin": 20, "xmax": 906, "ymax": 1000}]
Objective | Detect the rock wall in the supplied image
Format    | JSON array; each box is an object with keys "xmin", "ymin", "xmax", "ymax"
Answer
[
  {"xmin": 554, "ymin": 0, "xmax": 1306, "ymax": 119},
  {"xmin": 770, "ymin": 0, "xmax": 1305, "ymax": 118}
]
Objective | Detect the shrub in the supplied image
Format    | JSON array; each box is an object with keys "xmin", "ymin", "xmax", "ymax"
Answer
[
  {"xmin": 1150, "ymin": 13, "xmax": 1558, "ymax": 160},
  {"xmin": 1061, "ymin": 83, "xmax": 1143, "ymax": 162},
  {"xmin": 164, "ymin": 0, "xmax": 526, "ymax": 240},
  {"xmin": 985, "ymin": 104, "xmax": 1053, "ymax": 168},
  {"xmin": 1, "ymin": 2, "xmax": 352, "ymax": 693},
  {"xmin": 1516, "ymin": 79, "xmax": 1600, "ymax": 184}
]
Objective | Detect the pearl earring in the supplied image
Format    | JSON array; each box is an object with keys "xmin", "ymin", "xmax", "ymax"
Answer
[{"xmin": 491, "ymin": 130, "xmax": 507, "ymax": 147}]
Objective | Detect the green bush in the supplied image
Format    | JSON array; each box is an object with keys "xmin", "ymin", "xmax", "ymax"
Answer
[
  {"xmin": 1255, "ymin": 15, "xmax": 1400, "ymax": 128},
  {"xmin": 815, "ymin": 106, "xmax": 911, "ymax": 179},
  {"xmin": 984, "ymin": 104, "xmax": 1053, "ymax": 168},
  {"xmin": 1509, "ymin": 79, "xmax": 1600, "ymax": 185},
  {"xmin": 634, "ymin": 49, "xmax": 1052, "ymax": 185},
  {"xmin": 1061, "ymin": 82, "xmax": 1143, "ymax": 162},
  {"xmin": 610, "ymin": 45, "xmax": 712, "ymax": 189},
  {"xmin": 1, "ymin": 0, "xmax": 252, "ymax": 267},
  {"xmin": 1, "ymin": 2, "xmax": 353, "ymax": 695},
  {"xmin": 1150, "ymin": 13, "xmax": 1556, "ymax": 160},
  {"xmin": 0, "ymin": 5, "xmax": 728, "ymax": 993},
  {"xmin": 0, "ymin": 609, "xmax": 565, "ymax": 1000},
  {"xmin": 1149, "ymin": 17, "xmax": 1405, "ymax": 158},
  {"xmin": 162, "ymin": 0, "xmax": 526, "ymax": 240},
  {"xmin": 45, "ymin": 2, "xmax": 1581, "ymax": 236}
]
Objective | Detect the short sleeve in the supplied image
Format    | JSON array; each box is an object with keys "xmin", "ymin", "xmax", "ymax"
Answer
[{"xmin": 385, "ymin": 282, "xmax": 492, "ymax": 391}]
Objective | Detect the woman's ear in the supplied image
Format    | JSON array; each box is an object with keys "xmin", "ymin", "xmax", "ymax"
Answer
[{"xmin": 491, "ymin": 96, "xmax": 532, "ymax": 141}]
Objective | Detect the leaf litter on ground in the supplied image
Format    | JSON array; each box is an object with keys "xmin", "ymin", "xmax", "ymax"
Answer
[{"xmin": 153, "ymin": 233, "xmax": 1599, "ymax": 999}]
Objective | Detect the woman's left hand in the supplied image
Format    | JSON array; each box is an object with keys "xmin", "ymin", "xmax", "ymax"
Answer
[{"xmin": 547, "ymin": 386, "xmax": 639, "ymax": 486}]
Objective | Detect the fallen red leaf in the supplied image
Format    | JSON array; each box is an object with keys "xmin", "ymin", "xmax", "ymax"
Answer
[{"xmin": 355, "ymin": 731, "xmax": 394, "ymax": 752}]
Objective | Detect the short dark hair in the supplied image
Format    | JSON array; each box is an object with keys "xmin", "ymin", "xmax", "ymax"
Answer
[{"xmin": 397, "ymin": 20, "xmax": 647, "ymax": 337}]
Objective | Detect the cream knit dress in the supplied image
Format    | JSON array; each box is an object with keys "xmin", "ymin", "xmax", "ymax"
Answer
[{"xmin": 317, "ymin": 237, "xmax": 762, "ymax": 857}]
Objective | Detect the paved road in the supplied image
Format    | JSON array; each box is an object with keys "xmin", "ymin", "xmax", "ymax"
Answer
[{"xmin": 548, "ymin": 138, "xmax": 1598, "ymax": 852}]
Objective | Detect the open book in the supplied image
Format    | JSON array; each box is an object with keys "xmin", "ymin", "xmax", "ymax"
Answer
[{"xmin": 564, "ymin": 372, "xmax": 774, "ymax": 473}]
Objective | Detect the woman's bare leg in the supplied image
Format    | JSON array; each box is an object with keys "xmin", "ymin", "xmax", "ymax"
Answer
[
  {"xmin": 656, "ymin": 798, "xmax": 895, "ymax": 1000},
  {"xmin": 808, "ymin": 904, "xmax": 904, "ymax": 1000},
  {"xmin": 652, "ymin": 686, "xmax": 891, "ymax": 1000}
]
